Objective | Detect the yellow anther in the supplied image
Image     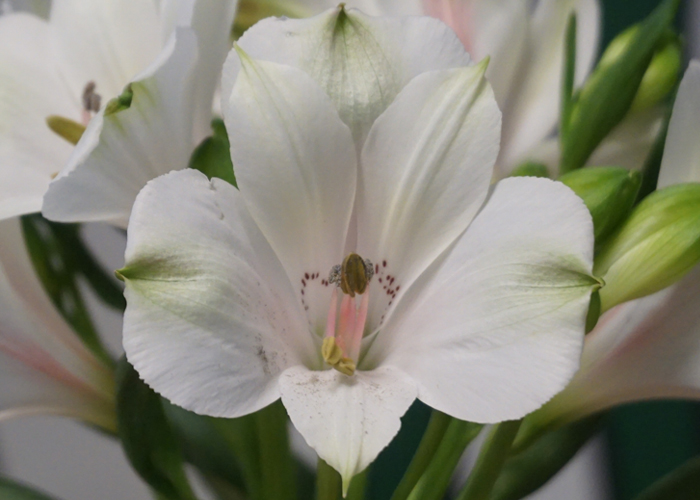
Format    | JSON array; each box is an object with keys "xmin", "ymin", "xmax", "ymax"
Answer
[
  {"xmin": 46, "ymin": 115, "xmax": 85, "ymax": 145},
  {"xmin": 322, "ymin": 337, "xmax": 343, "ymax": 365},
  {"xmin": 322, "ymin": 337, "xmax": 356, "ymax": 376}
]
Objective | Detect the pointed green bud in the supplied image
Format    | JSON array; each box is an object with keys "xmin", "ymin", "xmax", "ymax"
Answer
[
  {"xmin": 509, "ymin": 162, "xmax": 550, "ymax": 179},
  {"xmin": 631, "ymin": 38, "xmax": 682, "ymax": 113},
  {"xmin": 560, "ymin": 0, "xmax": 680, "ymax": 173},
  {"xmin": 104, "ymin": 84, "xmax": 133, "ymax": 116},
  {"xmin": 560, "ymin": 167, "xmax": 641, "ymax": 242},
  {"xmin": 595, "ymin": 183, "xmax": 700, "ymax": 311},
  {"xmin": 46, "ymin": 115, "xmax": 85, "ymax": 145}
]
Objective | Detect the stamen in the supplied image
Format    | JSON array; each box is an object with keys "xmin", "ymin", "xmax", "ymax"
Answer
[
  {"xmin": 347, "ymin": 288, "xmax": 369, "ymax": 362},
  {"xmin": 46, "ymin": 115, "xmax": 86, "ymax": 145}
]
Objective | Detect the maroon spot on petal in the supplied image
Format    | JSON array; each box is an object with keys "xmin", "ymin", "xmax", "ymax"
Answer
[
  {"xmin": 383, "ymin": 260, "xmax": 387, "ymax": 267},
  {"xmin": 378, "ymin": 278, "xmax": 383, "ymax": 283},
  {"xmin": 396, "ymin": 286, "xmax": 401, "ymax": 291},
  {"xmin": 390, "ymin": 277, "xmax": 395, "ymax": 285},
  {"xmin": 301, "ymin": 289, "xmax": 305, "ymax": 295},
  {"xmin": 305, "ymin": 273, "xmax": 310, "ymax": 280},
  {"xmin": 302, "ymin": 279, "xmax": 306, "ymax": 287}
]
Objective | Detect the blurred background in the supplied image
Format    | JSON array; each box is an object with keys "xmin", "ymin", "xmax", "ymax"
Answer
[{"xmin": 1, "ymin": 0, "xmax": 699, "ymax": 498}]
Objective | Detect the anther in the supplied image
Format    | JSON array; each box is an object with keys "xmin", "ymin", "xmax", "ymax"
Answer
[
  {"xmin": 82, "ymin": 81, "xmax": 102, "ymax": 113},
  {"xmin": 328, "ymin": 253, "xmax": 373, "ymax": 297},
  {"xmin": 322, "ymin": 337, "xmax": 356, "ymax": 376}
]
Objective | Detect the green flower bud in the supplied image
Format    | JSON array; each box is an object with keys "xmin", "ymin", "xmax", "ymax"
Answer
[
  {"xmin": 595, "ymin": 183, "xmax": 700, "ymax": 311},
  {"xmin": 630, "ymin": 39, "xmax": 682, "ymax": 113},
  {"xmin": 560, "ymin": 167, "xmax": 641, "ymax": 242},
  {"xmin": 560, "ymin": 0, "xmax": 680, "ymax": 173},
  {"xmin": 509, "ymin": 162, "xmax": 550, "ymax": 179}
]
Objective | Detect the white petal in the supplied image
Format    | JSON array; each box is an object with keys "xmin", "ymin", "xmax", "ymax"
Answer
[
  {"xmin": 182, "ymin": 0, "xmax": 238, "ymax": 141},
  {"xmin": 499, "ymin": 0, "xmax": 601, "ymax": 174},
  {"xmin": 42, "ymin": 28, "xmax": 199, "ymax": 228},
  {"xmin": 122, "ymin": 169, "xmax": 312, "ymax": 418},
  {"xmin": 225, "ymin": 7, "xmax": 470, "ymax": 146},
  {"xmin": 279, "ymin": 365, "xmax": 416, "ymax": 490},
  {"xmin": 370, "ymin": 177, "xmax": 596, "ymax": 423},
  {"xmin": 357, "ymin": 64, "xmax": 500, "ymax": 331},
  {"xmin": 658, "ymin": 60, "xmax": 700, "ymax": 188},
  {"xmin": 223, "ymin": 52, "xmax": 356, "ymax": 332},
  {"xmin": 49, "ymin": 0, "xmax": 166, "ymax": 100},
  {"xmin": 0, "ymin": 13, "xmax": 76, "ymax": 219}
]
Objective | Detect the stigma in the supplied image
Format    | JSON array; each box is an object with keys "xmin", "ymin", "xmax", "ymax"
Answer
[{"xmin": 323, "ymin": 253, "xmax": 373, "ymax": 376}]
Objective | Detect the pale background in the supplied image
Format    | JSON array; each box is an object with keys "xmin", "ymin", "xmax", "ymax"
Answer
[{"xmin": 0, "ymin": 1, "xmax": 698, "ymax": 499}]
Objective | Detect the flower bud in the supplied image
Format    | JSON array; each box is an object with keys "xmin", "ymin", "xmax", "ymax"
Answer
[
  {"xmin": 560, "ymin": 167, "xmax": 641, "ymax": 242},
  {"xmin": 595, "ymin": 183, "xmax": 700, "ymax": 311},
  {"xmin": 630, "ymin": 39, "xmax": 682, "ymax": 113}
]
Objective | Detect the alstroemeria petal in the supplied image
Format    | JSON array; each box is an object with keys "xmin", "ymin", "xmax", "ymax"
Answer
[
  {"xmin": 225, "ymin": 6, "xmax": 470, "ymax": 146},
  {"xmin": 49, "ymin": 0, "xmax": 166, "ymax": 100},
  {"xmin": 224, "ymin": 52, "xmax": 357, "ymax": 332},
  {"xmin": 499, "ymin": 0, "xmax": 600, "ymax": 173},
  {"xmin": 371, "ymin": 177, "xmax": 595, "ymax": 423},
  {"xmin": 357, "ymin": 64, "xmax": 500, "ymax": 331},
  {"xmin": 539, "ymin": 265, "xmax": 700, "ymax": 426},
  {"xmin": 0, "ymin": 13, "xmax": 76, "ymax": 219},
  {"xmin": 658, "ymin": 60, "xmax": 700, "ymax": 188},
  {"xmin": 42, "ymin": 28, "xmax": 198, "ymax": 228},
  {"xmin": 0, "ymin": 218, "xmax": 114, "ymax": 428},
  {"xmin": 122, "ymin": 169, "xmax": 311, "ymax": 418},
  {"xmin": 279, "ymin": 365, "xmax": 416, "ymax": 491}
]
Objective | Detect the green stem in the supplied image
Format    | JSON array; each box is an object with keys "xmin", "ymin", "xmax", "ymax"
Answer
[
  {"xmin": 406, "ymin": 420, "xmax": 483, "ymax": 500},
  {"xmin": 560, "ymin": 13, "xmax": 577, "ymax": 147},
  {"xmin": 346, "ymin": 470, "xmax": 368, "ymax": 500},
  {"xmin": 317, "ymin": 459, "xmax": 342, "ymax": 500},
  {"xmin": 456, "ymin": 420, "xmax": 523, "ymax": 500},
  {"xmin": 256, "ymin": 402, "xmax": 296, "ymax": 500},
  {"xmin": 391, "ymin": 410, "xmax": 452, "ymax": 500}
]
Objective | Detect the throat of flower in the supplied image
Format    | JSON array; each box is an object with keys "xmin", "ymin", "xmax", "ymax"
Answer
[{"xmin": 322, "ymin": 254, "xmax": 373, "ymax": 376}]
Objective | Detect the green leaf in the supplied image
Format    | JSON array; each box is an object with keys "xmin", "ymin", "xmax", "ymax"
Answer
[
  {"xmin": 559, "ymin": 167, "xmax": 642, "ymax": 243},
  {"xmin": 0, "ymin": 476, "xmax": 59, "ymax": 500},
  {"xmin": 509, "ymin": 162, "xmax": 550, "ymax": 179},
  {"xmin": 560, "ymin": 0, "xmax": 680, "ymax": 173},
  {"xmin": 189, "ymin": 119, "xmax": 237, "ymax": 187},
  {"xmin": 595, "ymin": 183, "xmax": 700, "ymax": 311},
  {"xmin": 116, "ymin": 357, "xmax": 197, "ymax": 500},
  {"xmin": 491, "ymin": 416, "xmax": 602, "ymax": 500},
  {"xmin": 20, "ymin": 214, "xmax": 115, "ymax": 365},
  {"xmin": 560, "ymin": 13, "xmax": 577, "ymax": 140},
  {"xmin": 634, "ymin": 455, "xmax": 700, "ymax": 500}
]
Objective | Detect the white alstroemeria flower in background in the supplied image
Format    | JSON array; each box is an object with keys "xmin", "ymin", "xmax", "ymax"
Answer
[
  {"xmin": 0, "ymin": 218, "xmax": 115, "ymax": 431},
  {"xmin": 524, "ymin": 61, "xmax": 700, "ymax": 431},
  {"xmin": 276, "ymin": 0, "xmax": 601, "ymax": 176},
  {"xmin": 0, "ymin": 0, "xmax": 237, "ymax": 226},
  {"xmin": 120, "ymin": 8, "xmax": 598, "ymax": 488}
]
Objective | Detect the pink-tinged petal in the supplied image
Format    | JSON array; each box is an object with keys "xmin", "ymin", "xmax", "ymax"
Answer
[
  {"xmin": 537, "ymin": 265, "xmax": 700, "ymax": 427},
  {"xmin": 279, "ymin": 365, "xmax": 416, "ymax": 492},
  {"xmin": 122, "ymin": 170, "xmax": 312, "ymax": 418},
  {"xmin": 223, "ymin": 51, "xmax": 357, "ymax": 334},
  {"xmin": 0, "ymin": 13, "xmax": 77, "ymax": 219},
  {"xmin": 658, "ymin": 60, "xmax": 700, "ymax": 188},
  {"xmin": 370, "ymin": 178, "xmax": 596, "ymax": 423},
  {"xmin": 225, "ymin": 7, "xmax": 470, "ymax": 146},
  {"xmin": 43, "ymin": 28, "xmax": 198, "ymax": 228},
  {"xmin": 357, "ymin": 63, "xmax": 500, "ymax": 332}
]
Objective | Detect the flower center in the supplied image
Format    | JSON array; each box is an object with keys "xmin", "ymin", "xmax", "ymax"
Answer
[{"xmin": 322, "ymin": 253, "xmax": 374, "ymax": 376}]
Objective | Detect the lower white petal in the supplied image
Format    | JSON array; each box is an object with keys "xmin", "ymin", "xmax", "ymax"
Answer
[
  {"xmin": 279, "ymin": 365, "xmax": 416, "ymax": 491},
  {"xmin": 42, "ymin": 28, "xmax": 199, "ymax": 228},
  {"xmin": 372, "ymin": 177, "xmax": 596, "ymax": 423},
  {"xmin": 122, "ymin": 169, "xmax": 311, "ymax": 418}
]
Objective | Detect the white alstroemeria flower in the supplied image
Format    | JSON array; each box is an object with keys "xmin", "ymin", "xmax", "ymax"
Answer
[
  {"xmin": 0, "ymin": 0, "xmax": 237, "ymax": 226},
  {"xmin": 0, "ymin": 218, "xmax": 115, "ymax": 430},
  {"xmin": 273, "ymin": 0, "xmax": 602, "ymax": 176},
  {"xmin": 523, "ymin": 61, "xmax": 700, "ymax": 431},
  {"xmin": 120, "ymin": 8, "xmax": 598, "ymax": 488}
]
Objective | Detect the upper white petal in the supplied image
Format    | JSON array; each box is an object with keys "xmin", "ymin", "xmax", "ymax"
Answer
[
  {"xmin": 42, "ymin": 28, "xmax": 199, "ymax": 228},
  {"xmin": 122, "ymin": 169, "xmax": 312, "ymax": 418},
  {"xmin": 658, "ymin": 60, "xmax": 700, "ymax": 188},
  {"xmin": 0, "ymin": 13, "xmax": 76, "ymax": 219},
  {"xmin": 279, "ymin": 365, "xmax": 416, "ymax": 491},
  {"xmin": 357, "ymin": 64, "xmax": 500, "ymax": 331},
  {"xmin": 370, "ymin": 177, "xmax": 596, "ymax": 423},
  {"xmin": 225, "ymin": 7, "xmax": 470, "ymax": 146},
  {"xmin": 224, "ymin": 52, "xmax": 357, "ymax": 333}
]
